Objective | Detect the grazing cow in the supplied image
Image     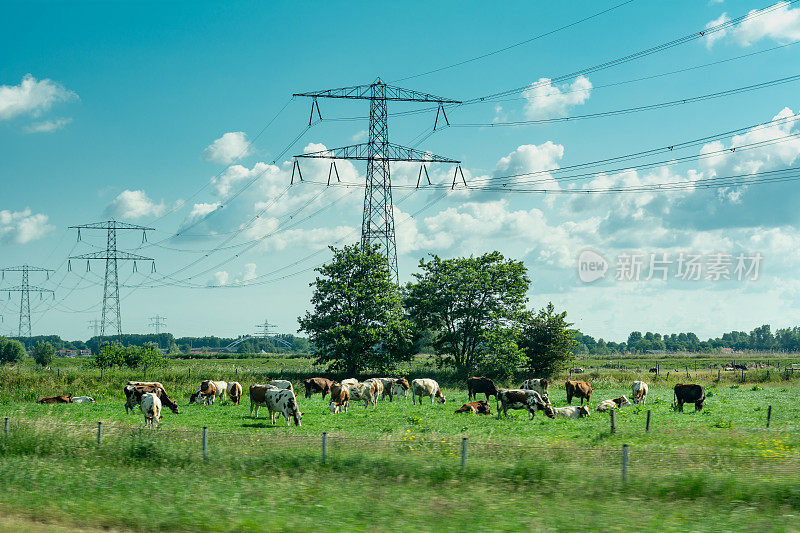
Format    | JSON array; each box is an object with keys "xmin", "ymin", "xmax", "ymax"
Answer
[
  {"xmin": 391, "ymin": 378, "xmax": 410, "ymax": 401},
  {"xmin": 552, "ymin": 405, "xmax": 590, "ymax": 419},
  {"xmin": 268, "ymin": 380, "xmax": 294, "ymax": 392},
  {"xmin": 411, "ymin": 378, "xmax": 446, "ymax": 405},
  {"xmin": 140, "ymin": 392, "xmax": 162, "ymax": 429},
  {"xmin": 674, "ymin": 383, "xmax": 705, "ymax": 412},
  {"xmin": 596, "ymin": 396, "xmax": 633, "ymax": 412},
  {"xmin": 496, "ymin": 389, "xmax": 554, "ymax": 419},
  {"xmin": 565, "ymin": 380, "xmax": 593, "ymax": 405},
  {"xmin": 189, "ymin": 380, "xmax": 217, "ymax": 405},
  {"xmin": 124, "ymin": 384, "xmax": 180, "ymax": 414},
  {"xmin": 348, "ymin": 380, "xmax": 383, "ymax": 408},
  {"xmin": 249, "ymin": 384, "xmax": 302, "ymax": 426},
  {"xmin": 648, "ymin": 367, "xmax": 658, "ymax": 373},
  {"xmin": 227, "ymin": 382, "xmax": 243, "ymax": 405},
  {"xmin": 126, "ymin": 381, "xmax": 165, "ymax": 389},
  {"xmin": 366, "ymin": 378, "xmax": 398, "ymax": 401},
  {"xmin": 329, "ymin": 383, "xmax": 350, "ymax": 414},
  {"xmin": 341, "ymin": 378, "xmax": 359, "ymax": 387},
  {"xmin": 304, "ymin": 377, "xmax": 334, "ymax": 399},
  {"xmin": 521, "ymin": 379, "xmax": 549, "ymax": 401},
  {"xmin": 454, "ymin": 400, "xmax": 492, "ymax": 415},
  {"xmin": 631, "ymin": 381, "xmax": 649, "ymax": 404},
  {"xmin": 71, "ymin": 396, "xmax": 96, "ymax": 404},
  {"xmin": 37, "ymin": 394, "xmax": 72, "ymax": 404},
  {"xmin": 467, "ymin": 377, "xmax": 498, "ymax": 401}
]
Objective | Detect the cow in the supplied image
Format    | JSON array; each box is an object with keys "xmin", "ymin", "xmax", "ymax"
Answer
[
  {"xmin": 391, "ymin": 378, "xmax": 410, "ymax": 401},
  {"xmin": 496, "ymin": 389, "xmax": 554, "ymax": 419},
  {"xmin": 268, "ymin": 380, "xmax": 294, "ymax": 392},
  {"xmin": 189, "ymin": 380, "xmax": 217, "ymax": 405},
  {"xmin": 71, "ymin": 396, "xmax": 95, "ymax": 404},
  {"xmin": 341, "ymin": 378, "xmax": 359, "ymax": 387},
  {"xmin": 366, "ymin": 377, "xmax": 399, "ymax": 401},
  {"xmin": 521, "ymin": 379, "xmax": 549, "ymax": 401},
  {"xmin": 140, "ymin": 392, "xmax": 162, "ymax": 429},
  {"xmin": 37, "ymin": 394, "xmax": 72, "ymax": 404},
  {"xmin": 631, "ymin": 381, "xmax": 649, "ymax": 404},
  {"xmin": 348, "ymin": 380, "xmax": 383, "ymax": 408},
  {"xmin": 304, "ymin": 377, "xmax": 334, "ymax": 399},
  {"xmin": 552, "ymin": 405, "xmax": 590, "ymax": 419},
  {"xmin": 467, "ymin": 377, "xmax": 498, "ymax": 401},
  {"xmin": 411, "ymin": 378, "xmax": 446, "ymax": 405},
  {"xmin": 126, "ymin": 381, "xmax": 165, "ymax": 389},
  {"xmin": 596, "ymin": 396, "xmax": 632, "ymax": 412},
  {"xmin": 227, "ymin": 382, "xmax": 243, "ymax": 405},
  {"xmin": 674, "ymin": 383, "xmax": 705, "ymax": 412},
  {"xmin": 249, "ymin": 384, "xmax": 302, "ymax": 426},
  {"xmin": 124, "ymin": 384, "xmax": 180, "ymax": 414},
  {"xmin": 454, "ymin": 400, "xmax": 492, "ymax": 415},
  {"xmin": 565, "ymin": 380, "xmax": 593, "ymax": 405},
  {"xmin": 648, "ymin": 367, "xmax": 658, "ymax": 373},
  {"xmin": 329, "ymin": 383, "xmax": 350, "ymax": 414}
]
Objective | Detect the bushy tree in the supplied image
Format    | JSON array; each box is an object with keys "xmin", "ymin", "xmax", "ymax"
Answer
[
  {"xmin": 1, "ymin": 338, "xmax": 27, "ymax": 365},
  {"xmin": 90, "ymin": 341, "xmax": 125, "ymax": 376},
  {"xmin": 519, "ymin": 302, "xmax": 577, "ymax": 378},
  {"xmin": 405, "ymin": 251, "xmax": 529, "ymax": 375},
  {"xmin": 32, "ymin": 341, "xmax": 55, "ymax": 367},
  {"xmin": 299, "ymin": 244, "xmax": 412, "ymax": 374},
  {"xmin": 138, "ymin": 342, "xmax": 168, "ymax": 377}
]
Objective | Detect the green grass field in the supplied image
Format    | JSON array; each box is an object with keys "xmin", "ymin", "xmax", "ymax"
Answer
[{"xmin": 2, "ymin": 355, "xmax": 800, "ymax": 531}]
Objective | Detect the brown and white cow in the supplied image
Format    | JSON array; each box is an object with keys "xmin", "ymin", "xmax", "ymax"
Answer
[
  {"xmin": 189, "ymin": 380, "xmax": 217, "ymax": 405},
  {"xmin": 565, "ymin": 380, "xmax": 593, "ymax": 405},
  {"xmin": 391, "ymin": 378, "xmax": 410, "ymax": 401},
  {"xmin": 496, "ymin": 389, "xmax": 554, "ymax": 419},
  {"xmin": 596, "ymin": 396, "xmax": 632, "ymax": 412},
  {"xmin": 411, "ymin": 378, "xmax": 446, "ymax": 405},
  {"xmin": 521, "ymin": 379, "xmax": 549, "ymax": 401},
  {"xmin": 249, "ymin": 384, "xmax": 303, "ymax": 426},
  {"xmin": 631, "ymin": 381, "xmax": 649, "ymax": 404},
  {"xmin": 38, "ymin": 394, "xmax": 72, "ymax": 404},
  {"xmin": 268, "ymin": 380, "xmax": 294, "ymax": 392},
  {"xmin": 467, "ymin": 377, "xmax": 498, "ymax": 401},
  {"xmin": 124, "ymin": 384, "xmax": 179, "ymax": 414},
  {"xmin": 227, "ymin": 382, "xmax": 243, "ymax": 405},
  {"xmin": 366, "ymin": 377, "xmax": 399, "ymax": 401},
  {"xmin": 454, "ymin": 400, "xmax": 492, "ymax": 415},
  {"xmin": 341, "ymin": 378, "xmax": 359, "ymax": 387},
  {"xmin": 304, "ymin": 377, "xmax": 334, "ymax": 399},
  {"xmin": 552, "ymin": 405, "xmax": 590, "ymax": 419},
  {"xmin": 348, "ymin": 380, "xmax": 383, "ymax": 408},
  {"xmin": 140, "ymin": 392, "xmax": 162, "ymax": 429},
  {"xmin": 329, "ymin": 383, "xmax": 350, "ymax": 414}
]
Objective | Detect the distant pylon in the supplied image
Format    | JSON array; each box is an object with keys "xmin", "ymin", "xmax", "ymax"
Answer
[
  {"xmin": 87, "ymin": 319, "xmax": 101, "ymax": 338},
  {"xmin": 292, "ymin": 79, "xmax": 462, "ymax": 282},
  {"xmin": 0, "ymin": 265, "xmax": 54, "ymax": 337},
  {"xmin": 149, "ymin": 315, "xmax": 167, "ymax": 335},
  {"xmin": 254, "ymin": 319, "xmax": 277, "ymax": 338},
  {"xmin": 69, "ymin": 220, "xmax": 155, "ymax": 337}
]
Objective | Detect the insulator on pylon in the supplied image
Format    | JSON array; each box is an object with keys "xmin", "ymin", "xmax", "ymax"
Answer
[
  {"xmin": 133, "ymin": 261, "xmax": 137, "ymax": 273},
  {"xmin": 67, "ymin": 260, "xmax": 71, "ymax": 272},
  {"xmin": 77, "ymin": 228, "xmax": 81, "ymax": 242},
  {"xmin": 86, "ymin": 260, "xmax": 91, "ymax": 272},
  {"xmin": 151, "ymin": 262, "xmax": 156, "ymax": 273}
]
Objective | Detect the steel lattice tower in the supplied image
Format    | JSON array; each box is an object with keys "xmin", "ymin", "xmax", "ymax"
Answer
[
  {"xmin": 292, "ymin": 79, "xmax": 462, "ymax": 282},
  {"xmin": 69, "ymin": 220, "xmax": 155, "ymax": 337},
  {"xmin": 0, "ymin": 265, "xmax": 54, "ymax": 337},
  {"xmin": 149, "ymin": 315, "xmax": 167, "ymax": 335}
]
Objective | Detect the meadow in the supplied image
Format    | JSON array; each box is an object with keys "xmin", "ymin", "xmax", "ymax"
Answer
[{"xmin": 1, "ymin": 355, "xmax": 800, "ymax": 531}]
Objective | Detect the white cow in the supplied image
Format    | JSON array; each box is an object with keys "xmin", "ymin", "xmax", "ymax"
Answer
[
  {"xmin": 348, "ymin": 380, "xmax": 383, "ymax": 408},
  {"xmin": 140, "ymin": 392, "xmax": 161, "ymax": 429},
  {"xmin": 520, "ymin": 379, "xmax": 550, "ymax": 401},
  {"xmin": 552, "ymin": 405, "xmax": 590, "ymax": 419},
  {"xmin": 410, "ymin": 379, "xmax": 446, "ymax": 405},
  {"xmin": 631, "ymin": 381, "xmax": 649, "ymax": 404},
  {"xmin": 596, "ymin": 396, "xmax": 633, "ymax": 412},
  {"xmin": 268, "ymin": 380, "xmax": 294, "ymax": 392},
  {"xmin": 341, "ymin": 378, "xmax": 359, "ymax": 387},
  {"xmin": 71, "ymin": 396, "xmax": 96, "ymax": 404}
]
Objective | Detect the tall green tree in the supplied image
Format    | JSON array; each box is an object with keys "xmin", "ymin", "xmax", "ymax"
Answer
[
  {"xmin": 90, "ymin": 341, "xmax": 124, "ymax": 377},
  {"xmin": 1, "ymin": 339, "xmax": 27, "ymax": 365},
  {"xmin": 32, "ymin": 341, "xmax": 55, "ymax": 367},
  {"xmin": 138, "ymin": 342, "xmax": 168, "ymax": 378},
  {"xmin": 298, "ymin": 244, "xmax": 412, "ymax": 373},
  {"xmin": 519, "ymin": 302, "xmax": 577, "ymax": 378},
  {"xmin": 405, "ymin": 251, "xmax": 529, "ymax": 374}
]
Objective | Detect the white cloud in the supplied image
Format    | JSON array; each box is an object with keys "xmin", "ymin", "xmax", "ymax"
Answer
[
  {"xmin": 705, "ymin": 1, "xmax": 800, "ymax": 47},
  {"xmin": 523, "ymin": 76, "xmax": 592, "ymax": 119},
  {"xmin": 24, "ymin": 117, "xmax": 72, "ymax": 133},
  {"xmin": 0, "ymin": 208, "xmax": 54, "ymax": 244},
  {"xmin": 104, "ymin": 190, "xmax": 166, "ymax": 219},
  {"xmin": 205, "ymin": 263, "xmax": 259, "ymax": 287},
  {"xmin": 204, "ymin": 132, "xmax": 252, "ymax": 164},
  {"xmin": 704, "ymin": 13, "xmax": 731, "ymax": 48},
  {"xmin": 0, "ymin": 74, "xmax": 77, "ymax": 121},
  {"xmin": 493, "ymin": 141, "xmax": 564, "ymax": 190}
]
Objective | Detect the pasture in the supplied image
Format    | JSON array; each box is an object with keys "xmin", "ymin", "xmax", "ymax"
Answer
[{"xmin": 1, "ymin": 355, "xmax": 800, "ymax": 531}]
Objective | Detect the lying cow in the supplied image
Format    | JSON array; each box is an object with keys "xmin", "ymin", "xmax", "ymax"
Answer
[
  {"xmin": 329, "ymin": 383, "xmax": 350, "ymax": 414},
  {"xmin": 227, "ymin": 382, "xmax": 243, "ymax": 405},
  {"xmin": 140, "ymin": 392, "xmax": 162, "ymax": 429},
  {"xmin": 72, "ymin": 396, "xmax": 95, "ymax": 404},
  {"xmin": 674, "ymin": 383, "xmax": 705, "ymax": 412},
  {"xmin": 467, "ymin": 377, "xmax": 498, "ymax": 401},
  {"xmin": 552, "ymin": 405, "xmax": 590, "ymax": 419},
  {"xmin": 411, "ymin": 378, "xmax": 446, "ymax": 405},
  {"xmin": 391, "ymin": 378, "xmax": 410, "ymax": 401},
  {"xmin": 124, "ymin": 384, "xmax": 180, "ymax": 414},
  {"xmin": 521, "ymin": 379, "xmax": 549, "ymax": 401},
  {"xmin": 189, "ymin": 380, "xmax": 218, "ymax": 405},
  {"xmin": 38, "ymin": 394, "xmax": 72, "ymax": 404},
  {"xmin": 631, "ymin": 381, "xmax": 648, "ymax": 404},
  {"xmin": 565, "ymin": 380, "xmax": 593, "ymax": 405},
  {"xmin": 249, "ymin": 384, "xmax": 303, "ymax": 426},
  {"xmin": 304, "ymin": 377, "xmax": 333, "ymax": 399},
  {"xmin": 348, "ymin": 380, "xmax": 383, "ymax": 408},
  {"xmin": 596, "ymin": 396, "xmax": 632, "ymax": 412},
  {"xmin": 496, "ymin": 389, "xmax": 554, "ymax": 419},
  {"xmin": 455, "ymin": 400, "xmax": 492, "ymax": 415}
]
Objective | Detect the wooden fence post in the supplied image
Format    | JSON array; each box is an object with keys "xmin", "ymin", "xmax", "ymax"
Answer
[
  {"xmin": 610, "ymin": 409, "xmax": 616, "ymax": 434},
  {"xmin": 4, "ymin": 417, "xmax": 7, "ymax": 437},
  {"xmin": 322, "ymin": 432, "xmax": 328, "ymax": 464},
  {"xmin": 461, "ymin": 437, "xmax": 468, "ymax": 471},
  {"xmin": 767, "ymin": 405, "xmax": 772, "ymax": 428},
  {"xmin": 646, "ymin": 410, "xmax": 651, "ymax": 432},
  {"xmin": 622, "ymin": 444, "xmax": 629, "ymax": 482},
  {"xmin": 97, "ymin": 422, "xmax": 102, "ymax": 445},
  {"xmin": 202, "ymin": 427, "xmax": 208, "ymax": 460}
]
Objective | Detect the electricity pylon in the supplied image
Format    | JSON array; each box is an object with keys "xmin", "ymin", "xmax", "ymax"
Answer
[
  {"xmin": 149, "ymin": 315, "xmax": 167, "ymax": 335},
  {"xmin": 1, "ymin": 265, "xmax": 54, "ymax": 337},
  {"xmin": 292, "ymin": 78, "xmax": 463, "ymax": 282},
  {"xmin": 68, "ymin": 220, "xmax": 155, "ymax": 337},
  {"xmin": 254, "ymin": 319, "xmax": 277, "ymax": 338},
  {"xmin": 87, "ymin": 319, "xmax": 101, "ymax": 338}
]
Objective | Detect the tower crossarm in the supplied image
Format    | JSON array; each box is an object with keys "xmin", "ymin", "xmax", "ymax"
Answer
[
  {"xmin": 3, "ymin": 285, "xmax": 53, "ymax": 293},
  {"xmin": 294, "ymin": 142, "xmax": 460, "ymax": 163},
  {"xmin": 294, "ymin": 81, "xmax": 461, "ymax": 104},
  {"xmin": 70, "ymin": 250, "xmax": 154, "ymax": 261},
  {"xmin": 68, "ymin": 220, "xmax": 155, "ymax": 231},
  {"xmin": 1, "ymin": 266, "xmax": 54, "ymax": 273}
]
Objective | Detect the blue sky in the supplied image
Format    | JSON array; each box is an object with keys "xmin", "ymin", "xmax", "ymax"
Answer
[{"xmin": 3, "ymin": 0, "xmax": 800, "ymax": 341}]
